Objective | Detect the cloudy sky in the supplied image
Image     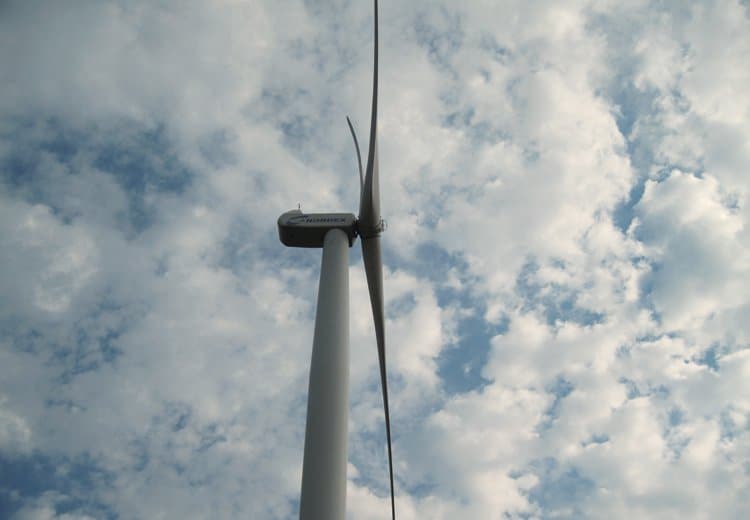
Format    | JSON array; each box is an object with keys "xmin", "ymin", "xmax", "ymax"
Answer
[{"xmin": 2, "ymin": 0, "xmax": 750, "ymax": 518}]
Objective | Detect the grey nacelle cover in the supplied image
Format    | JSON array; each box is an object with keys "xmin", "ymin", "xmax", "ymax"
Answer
[{"xmin": 278, "ymin": 210, "xmax": 357, "ymax": 248}]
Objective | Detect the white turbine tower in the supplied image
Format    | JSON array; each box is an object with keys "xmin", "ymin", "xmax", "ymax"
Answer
[{"xmin": 277, "ymin": 1, "xmax": 395, "ymax": 518}]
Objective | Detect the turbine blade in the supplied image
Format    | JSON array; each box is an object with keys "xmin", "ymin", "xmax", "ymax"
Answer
[
  {"xmin": 361, "ymin": 235, "xmax": 395, "ymax": 520},
  {"xmin": 346, "ymin": 116, "xmax": 364, "ymax": 196},
  {"xmin": 358, "ymin": 0, "xmax": 380, "ymax": 237},
  {"xmin": 361, "ymin": 2, "xmax": 394, "ymax": 516}
]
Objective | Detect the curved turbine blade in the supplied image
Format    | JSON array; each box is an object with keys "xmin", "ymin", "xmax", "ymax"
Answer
[
  {"xmin": 359, "ymin": 1, "xmax": 395, "ymax": 518},
  {"xmin": 358, "ymin": 0, "xmax": 380, "ymax": 238},
  {"xmin": 361, "ymin": 236, "xmax": 395, "ymax": 520},
  {"xmin": 346, "ymin": 116, "xmax": 364, "ymax": 196}
]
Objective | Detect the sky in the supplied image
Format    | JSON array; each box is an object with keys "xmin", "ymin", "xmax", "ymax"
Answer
[{"xmin": 1, "ymin": 0, "xmax": 749, "ymax": 518}]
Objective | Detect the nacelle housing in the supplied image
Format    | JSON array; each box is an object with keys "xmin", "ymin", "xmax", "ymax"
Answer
[{"xmin": 278, "ymin": 209, "xmax": 357, "ymax": 248}]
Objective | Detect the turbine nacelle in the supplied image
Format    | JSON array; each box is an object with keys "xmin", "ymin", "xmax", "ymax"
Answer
[{"xmin": 278, "ymin": 209, "xmax": 358, "ymax": 248}]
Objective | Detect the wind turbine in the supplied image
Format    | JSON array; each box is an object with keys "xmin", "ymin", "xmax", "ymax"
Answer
[{"xmin": 277, "ymin": 1, "xmax": 395, "ymax": 518}]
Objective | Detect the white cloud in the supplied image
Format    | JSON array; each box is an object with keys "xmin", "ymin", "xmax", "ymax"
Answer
[
  {"xmin": 0, "ymin": 197, "xmax": 100, "ymax": 315},
  {"xmin": 11, "ymin": 491, "xmax": 96, "ymax": 520},
  {"xmin": 0, "ymin": 396, "xmax": 32, "ymax": 455},
  {"xmin": 634, "ymin": 170, "xmax": 749, "ymax": 332}
]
